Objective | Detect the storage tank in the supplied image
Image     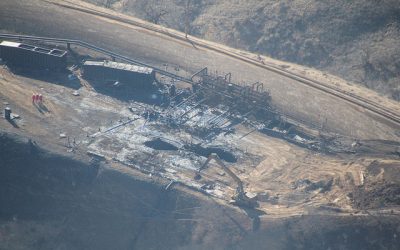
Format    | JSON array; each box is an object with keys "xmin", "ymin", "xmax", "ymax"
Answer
[
  {"xmin": 4, "ymin": 107, "xmax": 11, "ymax": 120},
  {"xmin": 82, "ymin": 60, "xmax": 155, "ymax": 88},
  {"xmin": 0, "ymin": 41, "xmax": 67, "ymax": 71}
]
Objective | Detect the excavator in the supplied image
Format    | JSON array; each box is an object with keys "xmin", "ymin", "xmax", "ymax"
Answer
[{"xmin": 194, "ymin": 153, "xmax": 258, "ymax": 208}]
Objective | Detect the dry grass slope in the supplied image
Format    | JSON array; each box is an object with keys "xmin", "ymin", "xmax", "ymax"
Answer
[{"xmin": 86, "ymin": 0, "xmax": 400, "ymax": 100}]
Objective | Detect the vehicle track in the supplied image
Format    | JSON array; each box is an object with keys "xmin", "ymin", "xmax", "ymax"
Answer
[{"xmin": 43, "ymin": 0, "xmax": 400, "ymax": 126}]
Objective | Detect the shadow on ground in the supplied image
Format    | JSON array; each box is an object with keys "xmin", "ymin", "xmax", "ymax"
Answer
[{"xmin": 8, "ymin": 67, "xmax": 81, "ymax": 90}]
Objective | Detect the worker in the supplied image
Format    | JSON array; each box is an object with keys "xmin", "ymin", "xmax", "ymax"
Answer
[
  {"xmin": 38, "ymin": 94, "xmax": 43, "ymax": 104},
  {"xmin": 32, "ymin": 93, "xmax": 36, "ymax": 103}
]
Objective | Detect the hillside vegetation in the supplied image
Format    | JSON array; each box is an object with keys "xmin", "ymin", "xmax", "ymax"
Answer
[{"xmin": 86, "ymin": 0, "xmax": 400, "ymax": 100}]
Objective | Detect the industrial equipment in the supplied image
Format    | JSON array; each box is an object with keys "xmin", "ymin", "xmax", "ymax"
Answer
[
  {"xmin": 82, "ymin": 60, "xmax": 155, "ymax": 87},
  {"xmin": 0, "ymin": 41, "xmax": 67, "ymax": 71},
  {"xmin": 195, "ymin": 153, "xmax": 258, "ymax": 208}
]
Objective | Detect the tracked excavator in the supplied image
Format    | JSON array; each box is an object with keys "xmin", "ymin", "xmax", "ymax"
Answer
[{"xmin": 195, "ymin": 153, "xmax": 258, "ymax": 208}]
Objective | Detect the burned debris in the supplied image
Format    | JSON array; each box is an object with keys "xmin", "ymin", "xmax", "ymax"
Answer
[
  {"xmin": 2, "ymin": 38, "xmax": 393, "ymax": 211},
  {"xmin": 0, "ymin": 40, "xmax": 365, "ymax": 156}
]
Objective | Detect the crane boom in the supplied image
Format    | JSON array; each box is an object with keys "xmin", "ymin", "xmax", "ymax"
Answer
[{"xmin": 196, "ymin": 153, "xmax": 257, "ymax": 208}]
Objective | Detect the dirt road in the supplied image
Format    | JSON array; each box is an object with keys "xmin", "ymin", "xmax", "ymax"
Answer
[{"xmin": 0, "ymin": 0, "xmax": 399, "ymax": 140}]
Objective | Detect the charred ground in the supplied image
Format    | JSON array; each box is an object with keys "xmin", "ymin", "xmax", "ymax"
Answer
[{"xmin": 0, "ymin": 0, "xmax": 400, "ymax": 249}]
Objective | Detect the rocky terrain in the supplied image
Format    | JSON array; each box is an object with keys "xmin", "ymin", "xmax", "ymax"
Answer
[{"xmin": 87, "ymin": 0, "xmax": 400, "ymax": 100}]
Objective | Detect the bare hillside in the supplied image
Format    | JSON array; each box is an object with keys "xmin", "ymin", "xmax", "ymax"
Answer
[{"xmin": 85, "ymin": 0, "xmax": 400, "ymax": 100}]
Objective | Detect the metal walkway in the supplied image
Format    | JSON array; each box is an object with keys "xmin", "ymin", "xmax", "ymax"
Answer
[{"xmin": 0, "ymin": 33, "xmax": 195, "ymax": 85}]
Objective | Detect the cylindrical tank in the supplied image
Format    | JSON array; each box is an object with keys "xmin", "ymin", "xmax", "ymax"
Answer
[{"xmin": 4, "ymin": 107, "xmax": 11, "ymax": 120}]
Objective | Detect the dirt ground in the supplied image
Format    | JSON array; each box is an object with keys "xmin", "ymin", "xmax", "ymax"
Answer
[
  {"xmin": 1, "ymin": 0, "xmax": 400, "ymax": 140},
  {"xmin": 0, "ymin": 1, "xmax": 400, "ymax": 249},
  {"xmin": 0, "ymin": 64, "xmax": 399, "ymax": 219},
  {"xmin": 1, "ymin": 69, "xmax": 400, "ymax": 249}
]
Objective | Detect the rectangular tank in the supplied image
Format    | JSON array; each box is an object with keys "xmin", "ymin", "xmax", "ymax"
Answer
[
  {"xmin": 0, "ymin": 41, "xmax": 67, "ymax": 71},
  {"xmin": 82, "ymin": 60, "xmax": 155, "ymax": 87}
]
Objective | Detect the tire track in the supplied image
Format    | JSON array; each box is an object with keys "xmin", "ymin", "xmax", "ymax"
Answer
[{"xmin": 9, "ymin": 0, "xmax": 400, "ymax": 126}]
